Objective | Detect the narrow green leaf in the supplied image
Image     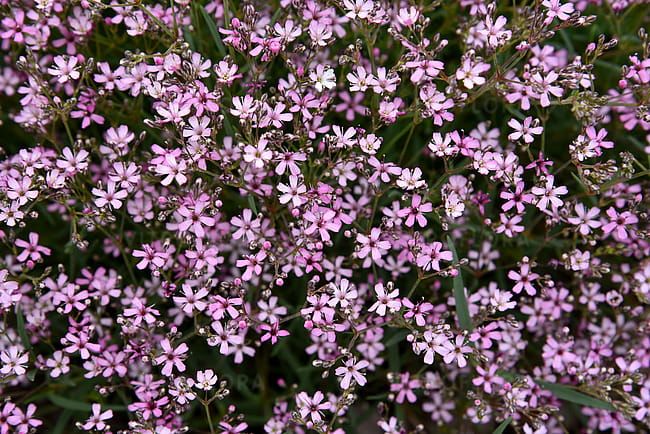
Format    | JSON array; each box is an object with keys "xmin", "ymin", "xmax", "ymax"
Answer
[
  {"xmin": 383, "ymin": 120, "xmax": 414, "ymax": 154},
  {"xmin": 200, "ymin": 7, "xmax": 226, "ymax": 57},
  {"xmin": 595, "ymin": 59, "xmax": 622, "ymax": 73},
  {"xmin": 248, "ymin": 196, "xmax": 259, "ymax": 215},
  {"xmin": 497, "ymin": 370, "xmax": 516, "ymax": 382},
  {"xmin": 446, "ymin": 236, "xmax": 472, "ymax": 331},
  {"xmin": 385, "ymin": 330, "xmax": 409, "ymax": 347},
  {"xmin": 493, "ymin": 417, "xmax": 512, "ymax": 434},
  {"xmin": 388, "ymin": 340, "xmax": 404, "ymax": 419},
  {"xmin": 26, "ymin": 370, "xmax": 37, "ymax": 382},
  {"xmin": 52, "ymin": 410, "xmax": 73, "ymax": 434},
  {"xmin": 558, "ymin": 30, "xmax": 575, "ymax": 56},
  {"xmin": 49, "ymin": 395, "xmax": 93, "ymax": 412},
  {"xmin": 269, "ymin": 7, "xmax": 283, "ymax": 26},
  {"xmin": 184, "ymin": 27, "xmax": 196, "ymax": 51},
  {"xmin": 15, "ymin": 306, "xmax": 32, "ymax": 350},
  {"xmin": 222, "ymin": 113, "xmax": 236, "ymax": 138},
  {"xmin": 48, "ymin": 394, "xmax": 127, "ymax": 412},
  {"xmin": 539, "ymin": 381, "xmax": 615, "ymax": 411}
]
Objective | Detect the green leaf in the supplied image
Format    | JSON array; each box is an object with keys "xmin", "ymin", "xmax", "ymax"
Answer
[
  {"xmin": 26, "ymin": 369, "xmax": 37, "ymax": 382},
  {"xmin": 49, "ymin": 395, "xmax": 93, "ymax": 412},
  {"xmin": 388, "ymin": 339, "xmax": 405, "ymax": 419},
  {"xmin": 446, "ymin": 236, "xmax": 472, "ymax": 331},
  {"xmin": 52, "ymin": 410, "xmax": 73, "ymax": 434},
  {"xmin": 48, "ymin": 394, "xmax": 127, "ymax": 412},
  {"xmin": 558, "ymin": 30, "xmax": 575, "ymax": 56},
  {"xmin": 248, "ymin": 195, "xmax": 259, "ymax": 214},
  {"xmin": 200, "ymin": 7, "xmax": 226, "ymax": 57},
  {"xmin": 493, "ymin": 417, "xmax": 512, "ymax": 434},
  {"xmin": 538, "ymin": 381, "xmax": 615, "ymax": 411},
  {"xmin": 15, "ymin": 306, "xmax": 32, "ymax": 350},
  {"xmin": 385, "ymin": 330, "xmax": 409, "ymax": 347},
  {"xmin": 221, "ymin": 111, "xmax": 236, "ymax": 137},
  {"xmin": 184, "ymin": 27, "xmax": 196, "ymax": 51}
]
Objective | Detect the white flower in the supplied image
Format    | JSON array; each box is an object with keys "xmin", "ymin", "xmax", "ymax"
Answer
[
  {"xmin": 310, "ymin": 65, "xmax": 336, "ymax": 92},
  {"xmin": 194, "ymin": 369, "xmax": 218, "ymax": 390}
]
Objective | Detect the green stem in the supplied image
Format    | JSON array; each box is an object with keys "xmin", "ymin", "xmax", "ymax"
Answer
[
  {"xmin": 203, "ymin": 401, "xmax": 215, "ymax": 434},
  {"xmin": 399, "ymin": 121, "xmax": 417, "ymax": 165}
]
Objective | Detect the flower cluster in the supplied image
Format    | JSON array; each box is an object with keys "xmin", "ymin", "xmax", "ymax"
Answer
[{"xmin": 1, "ymin": 0, "xmax": 650, "ymax": 433}]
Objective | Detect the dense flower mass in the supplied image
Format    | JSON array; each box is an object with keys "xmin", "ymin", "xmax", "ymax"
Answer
[{"xmin": 1, "ymin": 0, "xmax": 650, "ymax": 433}]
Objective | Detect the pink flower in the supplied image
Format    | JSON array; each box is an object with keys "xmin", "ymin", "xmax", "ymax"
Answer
[
  {"xmin": 92, "ymin": 181, "xmax": 128, "ymax": 210},
  {"xmin": 260, "ymin": 322, "xmax": 290, "ymax": 345},
  {"xmin": 132, "ymin": 244, "xmax": 167, "ymax": 270},
  {"xmin": 390, "ymin": 372, "xmax": 421, "ymax": 403},
  {"xmin": 456, "ymin": 57, "xmax": 490, "ymax": 89},
  {"xmin": 369, "ymin": 283, "xmax": 401, "ymax": 316},
  {"xmin": 402, "ymin": 299, "xmax": 434, "ymax": 326},
  {"xmin": 173, "ymin": 284, "xmax": 209, "ymax": 315},
  {"xmin": 219, "ymin": 421, "xmax": 249, "ymax": 434},
  {"xmin": 335, "ymin": 358, "xmax": 369, "ymax": 389},
  {"xmin": 183, "ymin": 116, "xmax": 212, "ymax": 143},
  {"xmin": 347, "ymin": 66, "xmax": 373, "ymax": 92},
  {"xmin": 397, "ymin": 194, "xmax": 432, "ymax": 227},
  {"xmin": 207, "ymin": 321, "xmax": 243, "ymax": 354},
  {"xmin": 261, "ymin": 103, "xmax": 293, "ymax": 128},
  {"xmin": 236, "ymin": 250, "xmax": 267, "ymax": 281},
  {"xmin": 495, "ymin": 213, "xmax": 525, "ymax": 237},
  {"xmin": 81, "ymin": 404, "xmax": 113, "ymax": 431},
  {"xmin": 177, "ymin": 200, "xmax": 215, "ymax": 238},
  {"xmin": 47, "ymin": 55, "xmax": 80, "ymax": 83},
  {"xmin": 296, "ymin": 391, "xmax": 330, "ymax": 423},
  {"xmin": 416, "ymin": 242, "xmax": 453, "ymax": 271},
  {"xmin": 243, "ymin": 139, "xmax": 273, "ymax": 168},
  {"xmin": 542, "ymin": 0, "xmax": 575, "ymax": 24},
  {"xmin": 231, "ymin": 209, "xmax": 261, "ymax": 242},
  {"xmin": 472, "ymin": 365, "xmax": 504, "ymax": 393},
  {"xmin": 568, "ymin": 204, "xmax": 601, "ymax": 235},
  {"xmin": 531, "ymin": 175, "xmax": 568, "ymax": 210},
  {"xmin": 508, "ymin": 116, "xmax": 543, "ymax": 143},
  {"xmin": 7, "ymin": 403, "xmax": 41, "ymax": 433},
  {"xmin": 356, "ymin": 228, "xmax": 391, "ymax": 265},
  {"xmin": 123, "ymin": 298, "xmax": 160, "ymax": 326},
  {"xmin": 532, "ymin": 71, "xmax": 563, "ymax": 107},
  {"xmin": 508, "ymin": 260, "xmax": 540, "ymax": 296},
  {"xmin": 439, "ymin": 335, "xmax": 473, "ymax": 368},
  {"xmin": 278, "ymin": 175, "xmax": 307, "ymax": 207},
  {"xmin": 500, "ymin": 182, "xmax": 534, "ymax": 213},
  {"xmin": 417, "ymin": 330, "xmax": 449, "ymax": 365},
  {"xmin": 0, "ymin": 347, "xmax": 28, "ymax": 376},
  {"xmin": 15, "ymin": 232, "xmax": 51, "ymax": 263},
  {"xmin": 154, "ymin": 339, "xmax": 188, "ymax": 376},
  {"xmin": 602, "ymin": 207, "xmax": 638, "ymax": 240},
  {"xmin": 154, "ymin": 154, "xmax": 188, "ymax": 186}
]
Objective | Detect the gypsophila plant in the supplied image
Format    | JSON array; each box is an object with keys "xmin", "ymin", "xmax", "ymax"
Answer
[{"xmin": 1, "ymin": 0, "xmax": 650, "ymax": 433}]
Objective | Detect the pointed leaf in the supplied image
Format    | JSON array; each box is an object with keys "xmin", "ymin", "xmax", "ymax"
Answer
[
  {"xmin": 248, "ymin": 196, "xmax": 259, "ymax": 215},
  {"xmin": 48, "ymin": 394, "xmax": 127, "ymax": 412},
  {"xmin": 52, "ymin": 410, "xmax": 73, "ymax": 434},
  {"xmin": 446, "ymin": 236, "xmax": 472, "ymax": 331},
  {"xmin": 15, "ymin": 306, "xmax": 32, "ymax": 350},
  {"xmin": 200, "ymin": 7, "xmax": 226, "ymax": 57},
  {"xmin": 493, "ymin": 417, "xmax": 512, "ymax": 434},
  {"xmin": 539, "ymin": 381, "xmax": 615, "ymax": 411}
]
